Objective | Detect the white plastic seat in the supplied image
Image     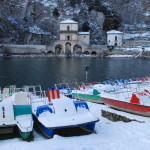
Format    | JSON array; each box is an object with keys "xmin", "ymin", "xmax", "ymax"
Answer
[{"xmin": 14, "ymin": 92, "xmax": 29, "ymax": 105}]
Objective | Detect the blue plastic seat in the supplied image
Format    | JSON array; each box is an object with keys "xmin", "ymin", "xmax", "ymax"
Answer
[
  {"xmin": 48, "ymin": 87, "xmax": 55, "ymax": 90},
  {"xmin": 57, "ymin": 87, "xmax": 67, "ymax": 90},
  {"xmin": 104, "ymin": 81, "xmax": 111, "ymax": 85},
  {"xmin": 36, "ymin": 105, "xmax": 53, "ymax": 117}
]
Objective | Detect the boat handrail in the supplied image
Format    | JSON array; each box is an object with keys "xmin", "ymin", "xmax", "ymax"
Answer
[
  {"xmin": 30, "ymin": 91, "xmax": 47, "ymax": 105},
  {"xmin": 54, "ymin": 83, "xmax": 71, "ymax": 93},
  {"xmin": 23, "ymin": 85, "xmax": 42, "ymax": 95}
]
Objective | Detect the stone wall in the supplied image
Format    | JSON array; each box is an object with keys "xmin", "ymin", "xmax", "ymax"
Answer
[
  {"xmin": 0, "ymin": 44, "xmax": 109, "ymax": 56},
  {"xmin": 0, "ymin": 44, "xmax": 47, "ymax": 54},
  {"xmin": 86, "ymin": 45, "xmax": 109, "ymax": 56},
  {"xmin": 123, "ymin": 38, "xmax": 150, "ymax": 48},
  {"xmin": 101, "ymin": 110, "xmax": 144, "ymax": 123}
]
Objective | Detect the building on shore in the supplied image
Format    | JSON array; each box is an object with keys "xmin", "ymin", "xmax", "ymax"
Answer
[
  {"xmin": 107, "ymin": 30, "xmax": 123, "ymax": 47},
  {"xmin": 52, "ymin": 19, "xmax": 90, "ymax": 55}
]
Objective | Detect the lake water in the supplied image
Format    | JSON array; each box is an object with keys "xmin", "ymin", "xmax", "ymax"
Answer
[{"xmin": 0, "ymin": 57, "xmax": 150, "ymax": 90}]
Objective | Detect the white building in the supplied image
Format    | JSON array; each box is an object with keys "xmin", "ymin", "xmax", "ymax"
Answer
[
  {"xmin": 54, "ymin": 19, "xmax": 90, "ymax": 55},
  {"xmin": 107, "ymin": 30, "xmax": 123, "ymax": 46}
]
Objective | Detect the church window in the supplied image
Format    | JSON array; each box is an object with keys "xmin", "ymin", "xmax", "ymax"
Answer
[{"xmin": 67, "ymin": 26, "xmax": 70, "ymax": 31}]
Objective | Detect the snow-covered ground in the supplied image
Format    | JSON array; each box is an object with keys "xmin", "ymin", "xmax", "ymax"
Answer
[
  {"xmin": 124, "ymin": 32, "xmax": 150, "ymax": 39},
  {"xmin": 1, "ymin": 102, "xmax": 150, "ymax": 150},
  {"xmin": 106, "ymin": 55, "xmax": 134, "ymax": 58}
]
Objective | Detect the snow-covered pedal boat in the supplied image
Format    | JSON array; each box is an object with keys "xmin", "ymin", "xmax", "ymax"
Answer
[
  {"xmin": 101, "ymin": 88, "xmax": 150, "ymax": 117},
  {"xmin": 31, "ymin": 88, "xmax": 99, "ymax": 138},
  {"xmin": 0, "ymin": 88, "xmax": 33, "ymax": 140},
  {"xmin": 71, "ymin": 82, "xmax": 118, "ymax": 104},
  {"xmin": 54, "ymin": 83, "xmax": 73, "ymax": 98}
]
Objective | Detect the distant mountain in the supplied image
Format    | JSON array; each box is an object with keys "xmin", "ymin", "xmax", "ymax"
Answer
[{"xmin": 0, "ymin": 0, "xmax": 149, "ymax": 45}]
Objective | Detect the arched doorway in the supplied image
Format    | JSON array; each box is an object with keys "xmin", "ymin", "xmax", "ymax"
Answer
[
  {"xmin": 41, "ymin": 51, "xmax": 46, "ymax": 55},
  {"xmin": 114, "ymin": 42, "xmax": 118, "ymax": 46},
  {"xmin": 65, "ymin": 42, "xmax": 71, "ymax": 57},
  {"xmin": 73, "ymin": 45, "xmax": 82, "ymax": 54},
  {"xmin": 84, "ymin": 51, "xmax": 90, "ymax": 55},
  {"xmin": 47, "ymin": 51, "xmax": 53, "ymax": 55},
  {"xmin": 55, "ymin": 44, "xmax": 63, "ymax": 55},
  {"xmin": 91, "ymin": 51, "xmax": 97, "ymax": 55}
]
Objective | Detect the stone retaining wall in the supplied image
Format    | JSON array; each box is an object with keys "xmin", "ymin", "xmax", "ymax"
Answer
[
  {"xmin": 101, "ymin": 110, "xmax": 144, "ymax": 123},
  {"xmin": 0, "ymin": 44, "xmax": 47, "ymax": 54},
  {"xmin": 0, "ymin": 44, "xmax": 109, "ymax": 56},
  {"xmin": 0, "ymin": 44, "xmax": 149, "ymax": 57}
]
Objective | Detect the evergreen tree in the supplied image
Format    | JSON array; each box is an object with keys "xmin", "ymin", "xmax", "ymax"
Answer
[
  {"xmin": 69, "ymin": 0, "xmax": 76, "ymax": 7},
  {"xmin": 94, "ymin": 0, "xmax": 101, "ymax": 6},
  {"xmin": 82, "ymin": 22, "xmax": 90, "ymax": 31},
  {"xmin": 53, "ymin": 8, "xmax": 59, "ymax": 17},
  {"xmin": 68, "ymin": 0, "xmax": 81, "ymax": 7}
]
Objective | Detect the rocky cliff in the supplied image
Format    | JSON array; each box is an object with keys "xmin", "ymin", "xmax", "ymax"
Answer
[
  {"xmin": 107, "ymin": 0, "xmax": 150, "ymax": 31},
  {"xmin": 0, "ymin": 0, "xmax": 149, "ymax": 45}
]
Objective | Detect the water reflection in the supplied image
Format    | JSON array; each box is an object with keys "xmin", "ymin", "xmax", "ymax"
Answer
[{"xmin": 0, "ymin": 57, "xmax": 150, "ymax": 90}]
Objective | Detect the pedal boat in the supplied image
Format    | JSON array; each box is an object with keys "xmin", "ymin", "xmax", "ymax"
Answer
[
  {"xmin": 0, "ymin": 91, "xmax": 33, "ymax": 140},
  {"xmin": 31, "ymin": 89, "xmax": 99, "ymax": 138}
]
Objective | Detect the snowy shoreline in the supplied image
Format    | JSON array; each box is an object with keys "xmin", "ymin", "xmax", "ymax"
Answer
[
  {"xmin": 1, "ymin": 102, "xmax": 150, "ymax": 150},
  {"xmin": 0, "ymin": 44, "xmax": 150, "ymax": 58},
  {"xmin": 0, "ymin": 54, "xmax": 150, "ymax": 58}
]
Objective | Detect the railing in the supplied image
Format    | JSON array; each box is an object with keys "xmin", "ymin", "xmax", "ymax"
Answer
[
  {"xmin": 60, "ymin": 30, "xmax": 78, "ymax": 33},
  {"xmin": 23, "ymin": 85, "xmax": 47, "ymax": 105},
  {"xmin": 29, "ymin": 91, "xmax": 47, "ymax": 105},
  {"xmin": 1, "ymin": 85, "xmax": 48, "ymax": 105}
]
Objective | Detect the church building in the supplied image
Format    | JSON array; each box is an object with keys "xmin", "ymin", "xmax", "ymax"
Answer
[{"xmin": 54, "ymin": 19, "xmax": 90, "ymax": 55}]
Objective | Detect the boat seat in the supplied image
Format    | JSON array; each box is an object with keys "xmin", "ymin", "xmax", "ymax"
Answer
[
  {"xmin": 2, "ymin": 88, "xmax": 9, "ymax": 94},
  {"xmin": 14, "ymin": 92, "xmax": 29, "ymax": 105},
  {"xmin": 130, "ymin": 93, "xmax": 140, "ymax": 104},
  {"xmin": 46, "ymin": 90, "xmax": 60, "ymax": 102}
]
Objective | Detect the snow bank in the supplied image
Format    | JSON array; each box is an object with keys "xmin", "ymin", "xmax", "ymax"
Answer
[
  {"xmin": 29, "ymin": 26, "xmax": 50, "ymax": 35},
  {"xmin": 1, "ymin": 102, "xmax": 150, "ymax": 150},
  {"xmin": 124, "ymin": 32, "xmax": 150, "ymax": 39},
  {"xmin": 106, "ymin": 55, "xmax": 134, "ymax": 58}
]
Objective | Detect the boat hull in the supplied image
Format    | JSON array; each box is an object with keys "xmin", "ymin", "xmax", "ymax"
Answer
[
  {"xmin": 34, "ymin": 96, "xmax": 99, "ymax": 138},
  {"xmin": 72, "ymin": 93, "xmax": 103, "ymax": 104},
  {"xmin": 19, "ymin": 130, "xmax": 31, "ymax": 140},
  {"xmin": 37, "ymin": 120, "xmax": 97, "ymax": 138},
  {"xmin": 103, "ymin": 98, "xmax": 150, "ymax": 117},
  {"xmin": 38, "ymin": 121, "xmax": 55, "ymax": 138}
]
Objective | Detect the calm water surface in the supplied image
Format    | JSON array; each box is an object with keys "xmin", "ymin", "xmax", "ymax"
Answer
[{"xmin": 0, "ymin": 57, "xmax": 150, "ymax": 90}]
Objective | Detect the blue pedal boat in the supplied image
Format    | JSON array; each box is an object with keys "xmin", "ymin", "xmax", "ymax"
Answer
[{"xmin": 31, "ymin": 89, "xmax": 99, "ymax": 138}]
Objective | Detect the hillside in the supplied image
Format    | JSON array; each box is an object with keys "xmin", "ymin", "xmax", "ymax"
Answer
[{"xmin": 0, "ymin": 0, "xmax": 149, "ymax": 45}]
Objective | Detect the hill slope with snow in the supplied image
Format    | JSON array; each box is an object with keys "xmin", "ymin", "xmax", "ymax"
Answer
[{"xmin": 0, "ymin": 0, "xmax": 149, "ymax": 45}]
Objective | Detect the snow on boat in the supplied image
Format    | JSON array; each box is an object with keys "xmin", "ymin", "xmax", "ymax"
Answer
[
  {"xmin": 101, "ymin": 86, "xmax": 150, "ymax": 117},
  {"xmin": 71, "ymin": 81, "xmax": 124, "ymax": 104},
  {"xmin": 71, "ymin": 82, "xmax": 106, "ymax": 104},
  {"xmin": 0, "ymin": 87, "xmax": 33, "ymax": 140},
  {"xmin": 72, "ymin": 78, "xmax": 150, "ymax": 104},
  {"xmin": 29, "ymin": 87, "xmax": 99, "ymax": 138},
  {"xmin": 52, "ymin": 78, "xmax": 147, "ymax": 104}
]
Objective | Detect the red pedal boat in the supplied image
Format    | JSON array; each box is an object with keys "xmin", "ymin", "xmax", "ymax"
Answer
[{"xmin": 101, "ymin": 89, "xmax": 150, "ymax": 117}]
